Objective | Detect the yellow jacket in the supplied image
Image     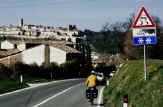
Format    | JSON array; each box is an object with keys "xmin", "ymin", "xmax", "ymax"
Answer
[{"xmin": 85, "ymin": 74, "xmax": 96, "ymax": 87}]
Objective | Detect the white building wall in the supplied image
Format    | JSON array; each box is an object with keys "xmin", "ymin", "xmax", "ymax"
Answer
[
  {"xmin": 17, "ymin": 43, "xmax": 26, "ymax": 51},
  {"xmin": 50, "ymin": 46, "xmax": 66, "ymax": 65},
  {"xmin": 71, "ymin": 37, "xmax": 77, "ymax": 43},
  {"xmin": 22, "ymin": 45, "xmax": 45, "ymax": 66},
  {"xmin": 1, "ymin": 40, "xmax": 14, "ymax": 49}
]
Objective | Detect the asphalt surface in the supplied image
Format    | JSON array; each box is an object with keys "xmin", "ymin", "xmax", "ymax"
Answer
[{"xmin": 0, "ymin": 79, "xmax": 104, "ymax": 107}]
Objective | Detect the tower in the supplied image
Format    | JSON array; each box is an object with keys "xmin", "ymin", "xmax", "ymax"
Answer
[{"xmin": 19, "ymin": 18, "xmax": 24, "ymax": 27}]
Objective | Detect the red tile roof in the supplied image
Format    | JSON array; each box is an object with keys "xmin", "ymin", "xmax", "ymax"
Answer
[
  {"xmin": 50, "ymin": 43, "xmax": 80, "ymax": 53},
  {"xmin": 0, "ymin": 49, "xmax": 21, "ymax": 58},
  {"xmin": 4, "ymin": 40, "xmax": 80, "ymax": 54}
]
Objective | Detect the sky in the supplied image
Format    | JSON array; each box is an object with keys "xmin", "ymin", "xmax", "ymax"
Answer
[{"xmin": 0, "ymin": 0, "xmax": 162, "ymax": 31}]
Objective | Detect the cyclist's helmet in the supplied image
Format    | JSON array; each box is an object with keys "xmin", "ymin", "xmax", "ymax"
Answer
[{"xmin": 91, "ymin": 70, "xmax": 95, "ymax": 74}]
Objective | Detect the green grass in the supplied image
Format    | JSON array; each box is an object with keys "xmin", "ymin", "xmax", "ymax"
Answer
[
  {"xmin": 103, "ymin": 59, "xmax": 163, "ymax": 107},
  {"xmin": 0, "ymin": 74, "xmax": 63, "ymax": 94},
  {"xmin": 0, "ymin": 74, "xmax": 25, "ymax": 94}
]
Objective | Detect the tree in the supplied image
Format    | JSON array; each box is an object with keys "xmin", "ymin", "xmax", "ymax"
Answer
[
  {"xmin": 122, "ymin": 13, "xmax": 136, "ymax": 32},
  {"xmin": 147, "ymin": 16, "xmax": 163, "ymax": 59},
  {"xmin": 87, "ymin": 22, "xmax": 126, "ymax": 54},
  {"xmin": 124, "ymin": 30, "xmax": 143, "ymax": 59}
]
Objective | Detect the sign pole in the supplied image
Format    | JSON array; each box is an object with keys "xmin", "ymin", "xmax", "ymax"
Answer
[{"xmin": 144, "ymin": 45, "xmax": 147, "ymax": 80}]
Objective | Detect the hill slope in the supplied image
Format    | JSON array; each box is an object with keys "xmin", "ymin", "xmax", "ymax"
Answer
[{"xmin": 103, "ymin": 59, "xmax": 163, "ymax": 107}]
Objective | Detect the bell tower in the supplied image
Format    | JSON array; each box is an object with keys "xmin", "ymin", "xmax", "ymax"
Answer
[{"xmin": 19, "ymin": 18, "xmax": 24, "ymax": 27}]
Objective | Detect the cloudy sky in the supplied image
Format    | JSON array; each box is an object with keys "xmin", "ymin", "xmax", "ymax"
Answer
[{"xmin": 0, "ymin": 0, "xmax": 162, "ymax": 31}]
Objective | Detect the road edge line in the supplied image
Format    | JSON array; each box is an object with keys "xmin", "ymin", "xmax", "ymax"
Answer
[
  {"xmin": 33, "ymin": 84, "xmax": 80, "ymax": 107},
  {"xmin": 0, "ymin": 79, "xmax": 78, "ymax": 97},
  {"xmin": 97, "ymin": 86, "xmax": 105, "ymax": 107}
]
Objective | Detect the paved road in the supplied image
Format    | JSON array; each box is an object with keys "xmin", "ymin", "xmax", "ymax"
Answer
[{"xmin": 0, "ymin": 79, "xmax": 104, "ymax": 107}]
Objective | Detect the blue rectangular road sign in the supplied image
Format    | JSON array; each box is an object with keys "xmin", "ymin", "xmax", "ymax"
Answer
[{"xmin": 133, "ymin": 36, "xmax": 157, "ymax": 45}]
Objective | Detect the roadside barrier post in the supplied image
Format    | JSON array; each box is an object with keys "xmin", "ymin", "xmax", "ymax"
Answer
[{"xmin": 123, "ymin": 94, "xmax": 128, "ymax": 107}]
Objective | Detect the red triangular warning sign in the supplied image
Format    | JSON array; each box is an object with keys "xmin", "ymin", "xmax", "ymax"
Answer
[{"xmin": 133, "ymin": 7, "xmax": 156, "ymax": 28}]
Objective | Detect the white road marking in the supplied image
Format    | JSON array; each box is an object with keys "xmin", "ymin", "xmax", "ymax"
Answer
[
  {"xmin": 33, "ymin": 84, "xmax": 80, "ymax": 107},
  {"xmin": 97, "ymin": 87, "xmax": 104, "ymax": 107},
  {"xmin": 0, "ymin": 79, "xmax": 78, "ymax": 97}
]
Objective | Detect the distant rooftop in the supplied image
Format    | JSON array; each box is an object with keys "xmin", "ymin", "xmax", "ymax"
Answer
[
  {"xmin": 0, "ymin": 49, "xmax": 21, "ymax": 58},
  {"xmin": 2, "ymin": 40, "xmax": 80, "ymax": 54}
]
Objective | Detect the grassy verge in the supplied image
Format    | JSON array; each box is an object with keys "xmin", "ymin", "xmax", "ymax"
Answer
[
  {"xmin": 0, "ymin": 74, "xmax": 64, "ymax": 94},
  {"xmin": 103, "ymin": 59, "xmax": 163, "ymax": 107},
  {"xmin": 0, "ymin": 74, "xmax": 26, "ymax": 94}
]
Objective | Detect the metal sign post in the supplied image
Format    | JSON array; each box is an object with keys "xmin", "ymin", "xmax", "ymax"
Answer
[{"xmin": 144, "ymin": 45, "xmax": 147, "ymax": 80}]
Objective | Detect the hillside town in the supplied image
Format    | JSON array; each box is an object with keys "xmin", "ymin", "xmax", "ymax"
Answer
[
  {"xmin": 0, "ymin": 18, "xmax": 85, "ymax": 43},
  {"xmin": 0, "ymin": 18, "xmax": 80, "ymax": 66},
  {"xmin": 0, "ymin": 18, "xmax": 109, "ymax": 69}
]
